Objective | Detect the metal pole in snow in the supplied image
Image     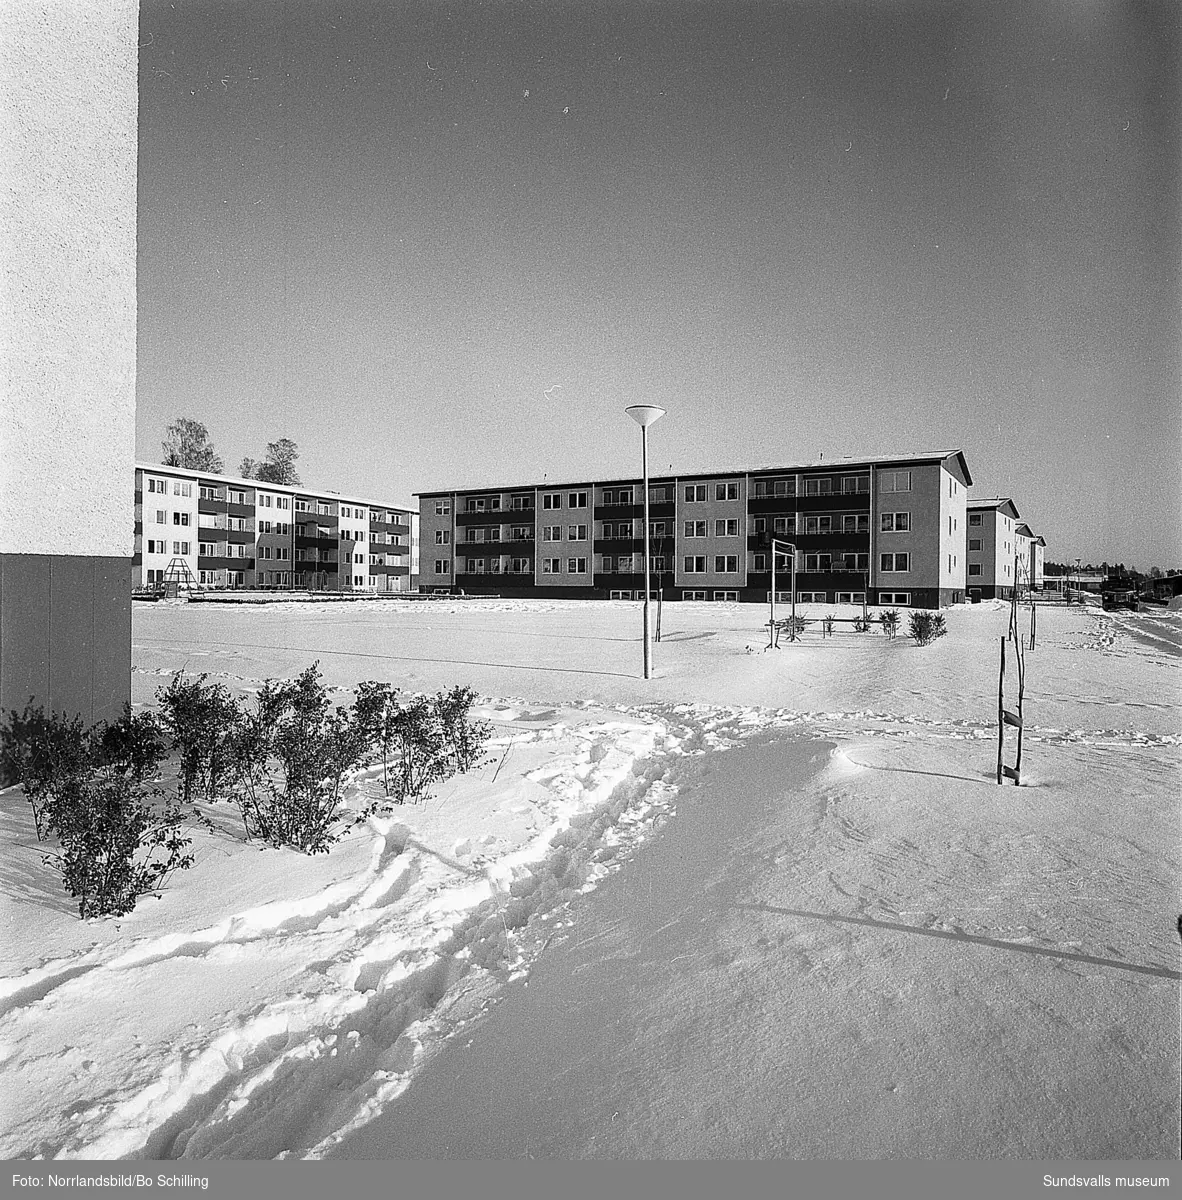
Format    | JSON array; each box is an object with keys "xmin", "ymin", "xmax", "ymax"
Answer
[{"xmin": 997, "ymin": 637, "xmax": 1006, "ymax": 785}]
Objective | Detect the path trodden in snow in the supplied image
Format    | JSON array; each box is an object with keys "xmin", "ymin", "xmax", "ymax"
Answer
[{"xmin": 329, "ymin": 730, "xmax": 1179, "ymax": 1160}]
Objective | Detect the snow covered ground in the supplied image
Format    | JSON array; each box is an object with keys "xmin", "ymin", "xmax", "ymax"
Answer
[{"xmin": 0, "ymin": 597, "xmax": 1177, "ymax": 1160}]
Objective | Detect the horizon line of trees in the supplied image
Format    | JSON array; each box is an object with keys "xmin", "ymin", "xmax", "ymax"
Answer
[
  {"xmin": 1045, "ymin": 561, "xmax": 1177, "ymax": 581},
  {"xmin": 161, "ymin": 417, "xmax": 301, "ymax": 486}
]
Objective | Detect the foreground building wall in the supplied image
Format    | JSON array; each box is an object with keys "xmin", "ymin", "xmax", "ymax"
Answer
[
  {"xmin": 419, "ymin": 451, "xmax": 973, "ymax": 608},
  {"xmin": 133, "ymin": 466, "xmax": 416, "ymax": 592},
  {"xmin": 0, "ymin": 0, "xmax": 138, "ymax": 724}
]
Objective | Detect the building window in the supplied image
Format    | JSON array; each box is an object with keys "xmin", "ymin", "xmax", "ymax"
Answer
[
  {"xmin": 772, "ymin": 516, "xmax": 795, "ymax": 536},
  {"xmin": 803, "ymin": 553, "xmax": 832, "ymax": 572},
  {"xmin": 713, "ymin": 590, "xmax": 739, "ymax": 601},
  {"xmin": 650, "ymin": 521, "xmax": 666, "ymax": 538},
  {"xmin": 602, "ymin": 487, "xmax": 632, "ymax": 505},
  {"xmin": 841, "ymin": 514, "xmax": 870, "ymax": 533},
  {"xmin": 435, "ymin": 499, "xmax": 451, "ymax": 515},
  {"xmin": 173, "ymin": 512, "xmax": 190, "ymax": 526},
  {"xmin": 173, "ymin": 481, "xmax": 192, "ymax": 497},
  {"xmin": 295, "ymin": 499, "xmax": 310, "ymax": 512},
  {"xmin": 836, "ymin": 592, "xmax": 867, "ymax": 604},
  {"xmin": 881, "ymin": 512, "xmax": 910, "ymax": 532},
  {"xmin": 752, "ymin": 517, "xmax": 766, "ymax": 535},
  {"xmin": 568, "ymin": 491, "xmax": 588, "ymax": 508},
  {"xmin": 879, "ymin": 592, "xmax": 911, "ymax": 605},
  {"xmin": 543, "ymin": 525, "xmax": 561, "ymax": 541},
  {"xmin": 715, "ymin": 482, "xmax": 739, "ymax": 501},
  {"xmin": 715, "ymin": 519, "xmax": 739, "ymax": 536},
  {"xmin": 969, "ymin": 513, "xmax": 982, "ymax": 526},
  {"xmin": 651, "ymin": 555, "xmax": 665, "ymax": 572},
  {"xmin": 881, "ymin": 553, "xmax": 910, "ymax": 572},
  {"xmin": 683, "ymin": 590, "xmax": 707, "ymax": 600},
  {"xmin": 797, "ymin": 591, "xmax": 827, "ymax": 603},
  {"xmin": 841, "ymin": 476, "xmax": 870, "ymax": 494},
  {"xmin": 713, "ymin": 555, "xmax": 739, "ymax": 573},
  {"xmin": 684, "ymin": 484, "xmax": 707, "ymax": 502},
  {"xmin": 968, "ymin": 564, "xmax": 983, "ymax": 577},
  {"xmin": 542, "ymin": 494, "xmax": 561, "ymax": 510},
  {"xmin": 753, "ymin": 553, "xmax": 768, "ymax": 572},
  {"xmin": 752, "ymin": 478, "xmax": 795, "ymax": 498},
  {"xmin": 567, "ymin": 557, "xmax": 587, "ymax": 573},
  {"xmin": 649, "ymin": 484, "xmax": 673, "ymax": 503},
  {"xmin": 567, "ymin": 525, "xmax": 587, "ymax": 540},
  {"xmin": 880, "ymin": 471, "xmax": 912, "ymax": 493},
  {"xmin": 277, "ymin": 496, "xmax": 290, "ymax": 510},
  {"xmin": 230, "ymin": 490, "xmax": 247, "ymax": 505},
  {"xmin": 684, "ymin": 521, "xmax": 707, "ymax": 538},
  {"xmin": 435, "ymin": 560, "xmax": 450, "ymax": 574},
  {"xmin": 968, "ymin": 538, "xmax": 982, "ymax": 551},
  {"xmin": 173, "ymin": 541, "xmax": 191, "ymax": 556},
  {"xmin": 435, "ymin": 530, "xmax": 450, "ymax": 544},
  {"xmin": 683, "ymin": 556, "xmax": 707, "ymax": 573},
  {"xmin": 542, "ymin": 558, "xmax": 560, "ymax": 574},
  {"xmin": 147, "ymin": 478, "xmax": 167, "ymax": 493},
  {"xmin": 804, "ymin": 478, "xmax": 833, "ymax": 496},
  {"xmin": 803, "ymin": 515, "xmax": 832, "ymax": 535}
]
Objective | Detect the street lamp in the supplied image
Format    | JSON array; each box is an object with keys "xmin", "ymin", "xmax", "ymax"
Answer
[
  {"xmin": 625, "ymin": 404, "xmax": 666, "ymax": 679},
  {"xmin": 768, "ymin": 538, "xmax": 798, "ymax": 646}
]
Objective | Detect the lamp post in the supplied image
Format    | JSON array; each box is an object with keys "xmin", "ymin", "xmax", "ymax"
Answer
[
  {"xmin": 769, "ymin": 538, "xmax": 798, "ymax": 646},
  {"xmin": 625, "ymin": 404, "xmax": 666, "ymax": 679}
]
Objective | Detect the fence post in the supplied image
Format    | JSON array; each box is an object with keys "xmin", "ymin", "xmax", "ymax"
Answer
[{"xmin": 997, "ymin": 638, "xmax": 1005, "ymax": 785}]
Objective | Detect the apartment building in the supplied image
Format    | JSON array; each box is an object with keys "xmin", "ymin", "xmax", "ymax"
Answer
[
  {"xmin": 419, "ymin": 450, "xmax": 972, "ymax": 608},
  {"xmin": 134, "ymin": 465, "xmax": 418, "ymax": 592},
  {"xmin": 965, "ymin": 497, "xmax": 1040, "ymax": 599},
  {"xmin": 1014, "ymin": 523, "xmax": 1046, "ymax": 593}
]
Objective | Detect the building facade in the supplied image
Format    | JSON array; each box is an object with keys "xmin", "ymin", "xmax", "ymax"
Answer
[
  {"xmin": 965, "ymin": 498, "xmax": 1025, "ymax": 600},
  {"xmin": 134, "ymin": 465, "xmax": 417, "ymax": 593},
  {"xmin": 1014, "ymin": 523, "xmax": 1046, "ymax": 592},
  {"xmin": 419, "ymin": 451, "xmax": 972, "ymax": 608},
  {"xmin": 1, "ymin": 1, "xmax": 138, "ymax": 727}
]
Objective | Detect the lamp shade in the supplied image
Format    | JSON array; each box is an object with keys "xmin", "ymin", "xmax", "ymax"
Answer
[{"xmin": 625, "ymin": 404, "xmax": 666, "ymax": 429}]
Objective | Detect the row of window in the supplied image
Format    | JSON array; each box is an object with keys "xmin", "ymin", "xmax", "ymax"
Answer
[{"xmin": 440, "ymin": 552, "xmax": 893, "ymax": 576}]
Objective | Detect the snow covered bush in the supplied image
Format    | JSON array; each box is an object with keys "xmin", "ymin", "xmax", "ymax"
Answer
[
  {"xmin": 879, "ymin": 609, "xmax": 901, "ymax": 640},
  {"xmin": 156, "ymin": 672, "xmax": 243, "ymax": 803},
  {"xmin": 1, "ymin": 701, "xmax": 192, "ymax": 917},
  {"xmin": 42, "ymin": 773, "xmax": 194, "ymax": 919},
  {"xmin": 908, "ymin": 610, "xmax": 947, "ymax": 647},
  {"xmin": 434, "ymin": 685, "xmax": 493, "ymax": 773},
  {"xmin": 228, "ymin": 663, "xmax": 369, "ymax": 854},
  {"xmin": 0, "ymin": 704, "xmax": 94, "ymax": 837},
  {"xmin": 353, "ymin": 682, "xmax": 492, "ymax": 808}
]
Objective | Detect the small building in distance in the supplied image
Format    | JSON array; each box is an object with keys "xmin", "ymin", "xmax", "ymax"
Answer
[
  {"xmin": 1014, "ymin": 522, "xmax": 1046, "ymax": 593},
  {"xmin": 418, "ymin": 450, "xmax": 973, "ymax": 609},
  {"xmin": 965, "ymin": 497, "xmax": 1023, "ymax": 600},
  {"xmin": 134, "ymin": 464, "xmax": 418, "ymax": 594}
]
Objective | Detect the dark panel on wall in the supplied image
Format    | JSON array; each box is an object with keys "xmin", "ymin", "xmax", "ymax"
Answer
[
  {"xmin": 0, "ymin": 554, "xmax": 51, "ymax": 716},
  {"xmin": 48, "ymin": 557, "xmax": 95, "ymax": 723},
  {"xmin": 91, "ymin": 558, "xmax": 133, "ymax": 725},
  {"xmin": 0, "ymin": 553, "xmax": 131, "ymax": 726}
]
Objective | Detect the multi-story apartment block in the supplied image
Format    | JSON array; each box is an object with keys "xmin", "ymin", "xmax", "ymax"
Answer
[
  {"xmin": 134, "ymin": 464, "xmax": 417, "ymax": 592},
  {"xmin": 1014, "ymin": 522, "xmax": 1046, "ymax": 593},
  {"xmin": 419, "ymin": 450, "xmax": 972, "ymax": 608},
  {"xmin": 965, "ymin": 497, "xmax": 1045, "ymax": 600}
]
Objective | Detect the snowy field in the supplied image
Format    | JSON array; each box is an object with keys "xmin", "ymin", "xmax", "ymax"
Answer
[{"xmin": 0, "ymin": 597, "xmax": 1178, "ymax": 1160}]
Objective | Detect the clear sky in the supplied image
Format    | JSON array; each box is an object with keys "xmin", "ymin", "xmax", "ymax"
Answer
[{"xmin": 136, "ymin": 0, "xmax": 1180, "ymax": 569}]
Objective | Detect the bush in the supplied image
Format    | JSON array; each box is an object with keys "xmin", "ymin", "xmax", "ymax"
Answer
[
  {"xmin": 1, "ymin": 701, "xmax": 194, "ymax": 916},
  {"xmin": 228, "ymin": 664, "xmax": 369, "ymax": 854},
  {"xmin": 43, "ymin": 773, "xmax": 194, "ymax": 919},
  {"xmin": 879, "ymin": 609, "xmax": 901, "ymax": 640},
  {"xmin": 822, "ymin": 614, "xmax": 836, "ymax": 636},
  {"xmin": 156, "ymin": 673, "xmax": 243, "ymax": 803},
  {"xmin": 908, "ymin": 610, "xmax": 947, "ymax": 646},
  {"xmin": 0, "ymin": 704, "xmax": 94, "ymax": 838},
  {"xmin": 434, "ymin": 685, "xmax": 493, "ymax": 773}
]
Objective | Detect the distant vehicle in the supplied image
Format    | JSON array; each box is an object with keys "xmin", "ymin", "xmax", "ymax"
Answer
[{"xmin": 1102, "ymin": 588, "xmax": 1137, "ymax": 611}]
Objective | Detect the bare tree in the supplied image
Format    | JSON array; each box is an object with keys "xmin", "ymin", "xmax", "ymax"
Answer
[{"xmin": 162, "ymin": 418, "xmax": 223, "ymax": 473}]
